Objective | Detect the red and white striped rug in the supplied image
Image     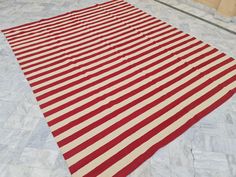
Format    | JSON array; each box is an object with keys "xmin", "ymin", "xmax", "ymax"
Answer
[{"xmin": 2, "ymin": 0, "xmax": 236, "ymax": 176}]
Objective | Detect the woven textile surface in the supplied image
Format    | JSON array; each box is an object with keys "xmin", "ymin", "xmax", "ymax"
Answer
[{"xmin": 2, "ymin": 0, "xmax": 236, "ymax": 176}]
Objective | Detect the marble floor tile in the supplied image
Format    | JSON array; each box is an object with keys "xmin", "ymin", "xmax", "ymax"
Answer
[
  {"xmin": 0, "ymin": 0, "xmax": 235, "ymax": 177},
  {"xmin": 19, "ymin": 147, "xmax": 58, "ymax": 169}
]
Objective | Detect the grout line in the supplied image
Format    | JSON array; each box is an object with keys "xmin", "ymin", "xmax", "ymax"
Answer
[{"xmin": 154, "ymin": 0, "xmax": 236, "ymax": 35}]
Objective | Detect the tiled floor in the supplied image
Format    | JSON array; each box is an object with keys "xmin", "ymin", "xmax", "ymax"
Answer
[{"xmin": 0, "ymin": 0, "xmax": 236, "ymax": 177}]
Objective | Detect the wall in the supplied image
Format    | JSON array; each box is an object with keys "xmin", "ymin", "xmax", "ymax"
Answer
[{"xmin": 194, "ymin": 0, "xmax": 236, "ymax": 16}]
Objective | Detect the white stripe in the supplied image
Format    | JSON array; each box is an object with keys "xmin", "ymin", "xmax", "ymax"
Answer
[
  {"xmin": 19, "ymin": 14, "xmax": 155, "ymax": 70},
  {"xmin": 74, "ymin": 71, "xmax": 236, "ymax": 176},
  {"xmin": 54, "ymin": 44, "xmax": 218, "ymax": 147},
  {"xmin": 35, "ymin": 32, "xmax": 186, "ymax": 101},
  {"xmin": 23, "ymin": 23, "xmax": 169, "ymax": 81},
  {"xmin": 16, "ymin": 17, "xmax": 158, "ymax": 57},
  {"xmin": 65, "ymin": 55, "xmax": 231, "ymax": 166},
  {"xmin": 58, "ymin": 49, "xmax": 224, "ymax": 154},
  {"xmin": 10, "ymin": 4, "xmax": 136, "ymax": 45},
  {"xmin": 12, "ymin": 7, "xmax": 143, "ymax": 50},
  {"xmin": 97, "ymin": 80, "xmax": 236, "ymax": 177},
  {"xmin": 22, "ymin": 20, "xmax": 161, "ymax": 74},
  {"xmin": 19, "ymin": 19, "xmax": 162, "ymax": 65},
  {"xmin": 43, "ymin": 38, "xmax": 200, "ymax": 116},
  {"xmin": 17, "ymin": 12, "xmax": 148, "ymax": 63},
  {"xmin": 5, "ymin": 1, "xmax": 125, "ymax": 36}
]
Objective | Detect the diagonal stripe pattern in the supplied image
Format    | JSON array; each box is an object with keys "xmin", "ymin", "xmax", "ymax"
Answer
[{"xmin": 2, "ymin": 0, "xmax": 236, "ymax": 176}]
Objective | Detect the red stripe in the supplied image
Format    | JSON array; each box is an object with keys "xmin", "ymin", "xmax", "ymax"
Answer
[
  {"xmin": 38, "ymin": 33, "xmax": 188, "ymax": 104},
  {"xmin": 112, "ymin": 84, "xmax": 236, "ymax": 177},
  {"xmin": 9, "ymin": 3, "xmax": 134, "ymax": 44},
  {"xmin": 25, "ymin": 25, "xmax": 166, "ymax": 84},
  {"xmin": 44, "ymin": 39, "xmax": 202, "ymax": 116},
  {"xmin": 48, "ymin": 41, "xmax": 205, "ymax": 133},
  {"xmin": 21, "ymin": 19, "xmax": 162, "ymax": 71},
  {"xmin": 15, "ymin": 16, "xmax": 158, "ymax": 55},
  {"xmin": 10, "ymin": 3, "xmax": 133, "ymax": 47},
  {"xmin": 20, "ymin": 20, "xmax": 163, "ymax": 71},
  {"xmin": 15, "ymin": 10, "xmax": 145, "ymax": 59},
  {"xmin": 3, "ymin": 2, "xmax": 236, "ymax": 177},
  {"xmin": 59, "ymin": 49, "xmax": 222, "ymax": 152},
  {"xmin": 1, "ymin": 0, "xmax": 117, "ymax": 33},
  {"xmin": 42, "ymin": 39, "xmax": 199, "ymax": 119},
  {"xmin": 34, "ymin": 32, "xmax": 185, "ymax": 97},
  {"xmin": 28, "ymin": 28, "xmax": 180, "ymax": 88},
  {"xmin": 17, "ymin": 11, "xmax": 148, "ymax": 62},
  {"xmin": 40, "ymin": 39, "xmax": 198, "ymax": 115},
  {"xmin": 14, "ymin": 7, "xmax": 140, "ymax": 54},
  {"xmin": 3, "ymin": 1, "xmax": 123, "ymax": 40},
  {"xmin": 25, "ymin": 23, "xmax": 169, "ymax": 79},
  {"xmin": 9, "ymin": 2, "xmax": 131, "ymax": 40},
  {"xmin": 16, "ymin": 16, "xmax": 155, "ymax": 55},
  {"xmin": 45, "ymin": 39, "xmax": 201, "ymax": 120},
  {"xmin": 3, "ymin": 1, "xmax": 125, "ymax": 35},
  {"xmin": 14, "ymin": 14, "xmax": 155, "ymax": 54},
  {"xmin": 73, "ymin": 66, "xmax": 236, "ymax": 176},
  {"xmin": 55, "ymin": 47, "xmax": 220, "ymax": 146},
  {"xmin": 10, "ymin": 5, "xmax": 140, "ymax": 46}
]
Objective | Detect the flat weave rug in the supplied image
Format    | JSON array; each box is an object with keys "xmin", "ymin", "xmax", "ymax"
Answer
[{"xmin": 2, "ymin": 0, "xmax": 236, "ymax": 176}]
